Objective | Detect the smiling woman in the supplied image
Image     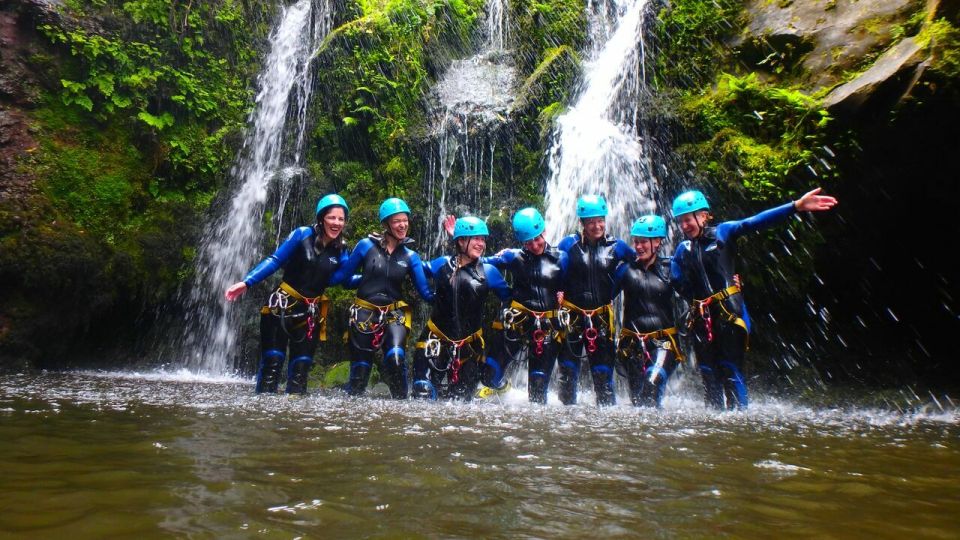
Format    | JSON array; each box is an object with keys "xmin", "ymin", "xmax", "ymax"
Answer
[{"xmin": 223, "ymin": 194, "xmax": 353, "ymax": 395}]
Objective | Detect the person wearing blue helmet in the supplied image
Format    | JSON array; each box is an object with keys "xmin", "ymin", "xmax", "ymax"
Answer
[
  {"xmin": 331, "ymin": 197, "xmax": 435, "ymax": 399},
  {"xmin": 411, "ymin": 216, "xmax": 512, "ymax": 401},
  {"xmin": 225, "ymin": 194, "xmax": 352, "ymax": 394},
  {"xmin": 670, "ymin": 187, "xmax": 837, "ymax": 410},
  {"xmin": 480, "ymin": 207, "xmax": 569, "ymax": 403},
  {"xmin": 613, "ymin": 215, "xmax": 684, "ymax": 407},
  {"xmin": 556, "ymin": 194, "xmax": 634, "ymax": 406}
]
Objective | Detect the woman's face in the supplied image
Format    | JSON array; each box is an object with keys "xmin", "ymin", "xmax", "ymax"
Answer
[
  {"xmin": 458, "ymin": 236, "xmax": 486, "ymax": 261},
  {"xmin": 387, "ymin": 213, "xmax": 409, "ymax": 240},
  {"xmin": 581, "ymin": 217, "xmax": 606, "ymax": 241},
  {"xmin": 321, "ymin": 207, "xmax": 346, "ymax": 241},
  {"xmin": 632, "ymin": 236, "xmax": 661, "ymax": 265},
  {"xmin": 523, "ymin": 235, "xmax": 546, "ymax": 256}
]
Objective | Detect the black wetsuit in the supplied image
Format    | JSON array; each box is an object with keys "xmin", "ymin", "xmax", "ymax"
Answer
[
  {"xmin": 557, "ymin": 233, "xmax": 633, "ymax": 406},
  {"xmin": 412, "ymin": 256, "xmax": 511, "ymax": 401},
  {"xmin": 243, "ymin": 226, "xmax": 349, "ymax": 394},
  {"xmin": 332, "ymin": 233, "xmax": 434, "ymax": 398},
  {"xmin": 485, "ymin": 247, "xmax": 568, "ymax": 403},
  {"xmin": 614, "ymin": 256, "xmax": 681, "ymax": 407},
  {"xmin": 671, "ymin": 202, "xmax": 795, "ymax": 409}
]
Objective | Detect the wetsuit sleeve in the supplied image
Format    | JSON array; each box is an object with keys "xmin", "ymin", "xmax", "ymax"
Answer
[
  {"xmin": 670, "ymin": 243, "xmax": 691, "ymax": 299},
  {"xmin": 484, "ymin": 264, "xmax": 513, "ymax": 301},
  {"xmin": 612, "ymin": 262, "xmax": 629, "ymax": 298},
  {"xmin": 613, "ymin": 238, "xmax": 634, "ymax": 262},
  {"xmin": 425, "ymin": 256, "xmax": 448, "ymax": 278},
  {"xmin": 557, "ymin": 234, "xmax": 576, "ymax": 254},
  {"xmin": 558, "ymin": 250, "xmax": 570, "ymax": 279},
  {"xmin": 243, "ymin": 226, "xmax": 313, "ymax": 287},
  {"xmin": 482, "ymin": 249, "xmax": 517, "ymax": 269},
  {"xmin": 408, "ymin": 251, "xmax": 436, "ymax": 303},
  {"xmin": 330, "ymin": 239, "xmax": 372, "ymax": 285},
  {"xmin": 716, "ymin": 201, "xmax": 796, "ymax": 243}
]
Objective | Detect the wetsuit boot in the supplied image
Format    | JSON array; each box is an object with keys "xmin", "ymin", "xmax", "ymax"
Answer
[
  {"xmin": 256, "ymin": 350, "xmax": 284, "ymax": 393},
  {"xmin": 286, "ymin": 356, "xmax": 312, "ymax": 394},
  {"xmin": 592, "ymin": 364, "xmax": 616, "ymax": 406},
  {"xmin": 528, "ymin": 371, "xmax": 548, "ymax": 404},
  {"xmin": 720, "ymin": 361, "xmax": 748, "ymax": 410}
]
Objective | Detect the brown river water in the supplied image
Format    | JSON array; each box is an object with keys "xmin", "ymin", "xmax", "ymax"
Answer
[{"xmin": 1, "ymin": 371, "xmax": 958, "ymax": 538}]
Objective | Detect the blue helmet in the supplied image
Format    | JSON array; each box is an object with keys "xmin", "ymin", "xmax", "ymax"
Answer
[
  {"xmin": 378, "ymin": 197, "xmax": 411, "ymax": 222},
  {"xmin": 576, "ymin": 194, "xmax": 608, "ymax": 219},
  {"xmin": 630, "ymin": 215, "xmax": 667, "ymax": 238},
  {"xmin": 512, "ymin": 207, "xmax": 545, "ymax": 242},
  {"xmin": 672, "ymin": 190, "xmax": 710, "ymax": 217},
  {"xmin": 453, "ymin": 216, "xmax": 489, "ymax": 239},
  {"xmin": 316, "ymin": 194, "xmax": 349, "ymax": 218}
]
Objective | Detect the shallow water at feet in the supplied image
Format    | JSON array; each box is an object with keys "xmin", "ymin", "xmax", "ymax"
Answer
[{"xmin": 1, "ymin": 371, "xmax": 958, "ymax": 538}]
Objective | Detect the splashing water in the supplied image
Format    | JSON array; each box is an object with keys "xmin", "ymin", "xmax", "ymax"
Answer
[
  {"xmin": 544, "ymin": 0, "xmax": 657, "ymax": 242},
  {"xmin": 423, "ymin": 0, "xmax": 515, "ymax": 253},
  {"xmin": 175, "ymin": 0, "xmax": 332, "ymax": 375}
]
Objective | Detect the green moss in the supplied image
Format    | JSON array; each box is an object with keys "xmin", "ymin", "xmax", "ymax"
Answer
[
  {"xmin": 676, "ymin": 73, "xmax": 833, "ymax": 200},
  {"xmin": 653, "ymin": 0, "xmax": 744, "ymax": 89},
  {"xmin": 917, "ymin": 18, "xmax": 960, "ymax": 78}
]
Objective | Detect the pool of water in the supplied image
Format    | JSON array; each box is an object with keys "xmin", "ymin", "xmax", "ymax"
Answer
[{"xmin": 1, "ymin": 371, "xmax": 957, "ymax": 538}]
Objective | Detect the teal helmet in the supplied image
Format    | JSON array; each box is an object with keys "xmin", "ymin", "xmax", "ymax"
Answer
[
  {"xmin": 512, "ymin": 207, "xmax": 545, "ymax": 242},
  {"xmin": 453, "ymin": 216, "xmax": 489, "ymax": 239},
  {"xmin": 630, "ymin": 215, "xmax": 667, "ymax": 238},
  {"xmin": 672, "ymin": 190, "xmax": 710, "ymax": 217},
  {"xmin": 316, "ymin": 194, "xmax": 349, "ymax": 218},
  {"xmin": 576, "ymin": 194, "xmax": 608, "ymax": 219},
  {"xmin": 378, "ymin": 197, "xmax": 411, "ymax": 222}
]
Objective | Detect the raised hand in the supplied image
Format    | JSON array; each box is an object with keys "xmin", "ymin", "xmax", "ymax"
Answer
[{"xmin": 224, "ymin": 282, "xmax": 247, "ymax": 302}]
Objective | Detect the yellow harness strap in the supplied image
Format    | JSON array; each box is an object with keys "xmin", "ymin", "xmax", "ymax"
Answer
[
  {"xmin": 561, "ymin": 299, "xmax": 614, "ymax": 335},
  {"xmin": 620, "ymin": 326, "xmax": 685, "ymax": 362},
  {"xmin": 693, "ymin": 284, "xmax": 749, "ymax": 343},
  {"xmin": 260, "ymin": 282, "xmax": 329, "ymax": 341},
  {"xmin": 351, "ymin": 297, "xmax": 412, "ymax": 330},
  {"xmin": 416, "ymin": 319, "xmax": 484, "ymax": 350}
]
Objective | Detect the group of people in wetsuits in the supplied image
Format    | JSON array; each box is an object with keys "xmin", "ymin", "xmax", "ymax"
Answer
[{"xmin": 225, "ymin": 187, "xmax": 837, "ymax": 410}]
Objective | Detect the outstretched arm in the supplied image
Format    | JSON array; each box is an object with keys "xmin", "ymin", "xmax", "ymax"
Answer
[
  {"xmin": 331, "ymin": 239, "xmax": 372, "ymax": 285},
  {"xmin": 225, "ymin": 227, "xmax": 312, "ymax": 301},
  {"xmin": 409, "ymin": 252, "xmax": 436, "ymax": 302}
]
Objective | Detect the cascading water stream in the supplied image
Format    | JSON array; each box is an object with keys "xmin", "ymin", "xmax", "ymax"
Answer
[
  {"xmin": 175, "ymin": 0, "xmax": 332, "ymax": 375},
  {"xmin": 543, "ymin": 0, "xmax": 657, "ymax": 242},
  {"xmin": 423, "ymin": 0, "xmax": 515, "ymax": 253}
]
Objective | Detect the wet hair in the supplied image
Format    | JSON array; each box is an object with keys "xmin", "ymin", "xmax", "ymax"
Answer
[{"xmin": 316, "ymin": 205, "xmax": 347, "ymax": 250}]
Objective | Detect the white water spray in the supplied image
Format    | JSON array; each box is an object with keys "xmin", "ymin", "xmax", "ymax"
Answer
[
  {"xmin": 176, "ymin": 0, "xmax": 333, "ymax": 374},
  {"xmin": 424, "ymin": 0, "xmax": 515, "ymax": 253},
  {"xmin": 543, "ymin": 0, "xmax": 657, "ymax": 242}
]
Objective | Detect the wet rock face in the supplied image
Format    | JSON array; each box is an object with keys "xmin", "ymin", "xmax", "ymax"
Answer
[{"xmin": 736, "ymin": 0, "xmax": 924, "ymax": 89}]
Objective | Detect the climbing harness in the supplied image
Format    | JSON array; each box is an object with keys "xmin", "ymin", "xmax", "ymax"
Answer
[
  {"xmin": 560, "ymin": 299, "xmax": 613, "ymax": 356},
  {"xmin": 261, "ymin": 282, "xmax": 329, "ymax": 342},
  {"xmin": 686, "ymin": 285, "xmax": 747, "ymax": 343},
  {"xmin": 416, "ymin": 319, "xmax": 484, "ymax": 385},
  {"xmin": 495, "ymin": 301, "xmax": 557, "ymax": 355},
  {"xmin": 620, "ymin": 326, "xmax": 684, "ymax": 363},
  {"xmin": 349, "ymin": 297, "xmax": 411, "ymax": 350}
]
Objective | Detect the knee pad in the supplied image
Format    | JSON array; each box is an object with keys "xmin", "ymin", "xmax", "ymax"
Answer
[
  {"xmin": 412, "ymin": 379, "xmax": 437, "ymax": 400},
  {"xmin": 484, "ymin": 357, "xmax": 503, "ymax": 387},
  {"xmin": 287, "ymin": 355, "xmax": 312, "ymax": 379},
  {"xmin": 719, "ymin": 361, "xmax": 748, "ymax": 408},
  {"xmin": 561, "ymin": 359, "xmax": 579, "ymax": 374},
  {"xmin": 385, "ymin": 347, "xmax": 405, "ymax": 368},
  {"xmin": 591, "ymin": 364, "xmax": 614, "ymax": 384}
]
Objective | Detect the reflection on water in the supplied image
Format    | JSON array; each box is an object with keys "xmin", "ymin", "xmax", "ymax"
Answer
[{"xmin": 1, "ymin": 372, "xmax": 958, "ymax": 537}]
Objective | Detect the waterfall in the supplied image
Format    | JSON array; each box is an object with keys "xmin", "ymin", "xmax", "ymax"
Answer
[
  {"xmin": 175, "ymin": 0, "xmax": 333, "ymax": 375},
  {"xmin": 423, "ymin": 0, "xmax": 515, "ymax": 254},
  {"xmin": 543, "ymin": 0, "xmax": 657, "ymax": 243}
]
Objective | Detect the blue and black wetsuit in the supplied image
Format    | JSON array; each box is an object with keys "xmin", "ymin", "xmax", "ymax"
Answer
[
  {"xmin": 331, "ymin": 233, "xmax": 434, "ymax": 398},
  {"xmin": 671, "ymin": 201, "xmax": 796, "ymax": 409},
  {"xmin": 556, "ymin": 234, "xmax": 634, "ymax": 406},
  {"xmin": 485, "ymin": 247, "xmax": 568, "ymax": 403},
  {"xmin": 614, "ymin": 256, "xmax": 683, "ymax": 407},
  {"xmin": 243, "ymin": 226, "xmax": 349, "ymax": 394},
  {"xmin": 412, "ymin": 256, "xmax": 511, "ymax": 401}
]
